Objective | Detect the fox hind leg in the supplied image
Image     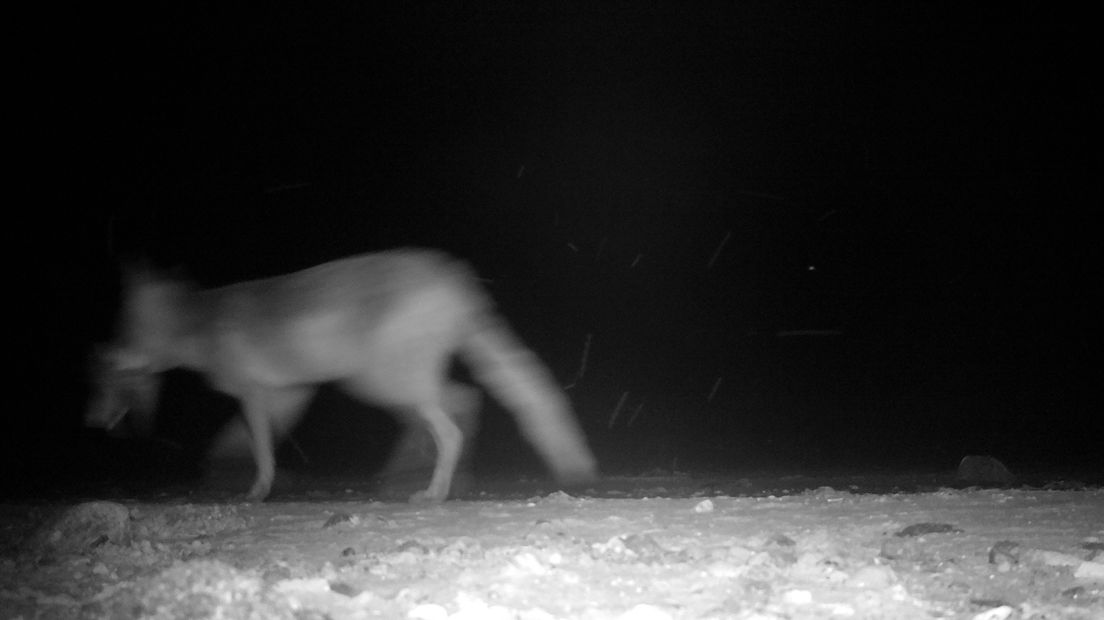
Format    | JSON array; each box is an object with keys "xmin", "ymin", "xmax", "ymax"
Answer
[
  {"xmin": 406, "ymin": 403, "xmax": 463, "ymax": 503},
  {"xmin": 380, "ymin": 381, "xmax": 481, "ymax": 496},
  {"xmin": 341, "ymin": 371, "xmax": 465, "ymax": 503}
]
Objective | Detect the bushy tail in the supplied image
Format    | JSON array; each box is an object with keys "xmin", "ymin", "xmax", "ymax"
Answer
[{"xmin": 460, "ymin": 317, "xmax": 598, "ymax": 485}]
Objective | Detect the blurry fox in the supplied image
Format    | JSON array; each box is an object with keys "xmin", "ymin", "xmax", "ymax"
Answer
[{"xmin": 86, "ymin": 249, "xmax": 598, "ymax": 502}]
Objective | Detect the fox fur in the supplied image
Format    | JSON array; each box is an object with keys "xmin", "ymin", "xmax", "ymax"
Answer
[{"xmin": 86, "ymin": 249, "xmax": 598, "ymax": 502}]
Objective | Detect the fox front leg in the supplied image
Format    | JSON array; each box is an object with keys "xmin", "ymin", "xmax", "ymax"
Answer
[
  {"xmin": 239, "ymin": 386, "xmax": 314, "ymax": 502},
  {"xmin": 241, "ymin": 390, "xmax": 277, "ymax": 502}
]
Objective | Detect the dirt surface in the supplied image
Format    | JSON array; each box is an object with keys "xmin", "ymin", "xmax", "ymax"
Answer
[{"xmin": 2, "ymin": 472, "xmax": 1103, "ymax": 619}]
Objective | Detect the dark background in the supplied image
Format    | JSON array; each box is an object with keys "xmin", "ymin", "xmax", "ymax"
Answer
[{"xmin": 10, "ymin": 3, "xmax": 1098, "ymax": 496}]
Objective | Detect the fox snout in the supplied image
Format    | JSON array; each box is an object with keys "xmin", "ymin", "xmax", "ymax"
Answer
[{"xmin": 85, "ymin": 345, "xmax": 160, "ymax": 434}]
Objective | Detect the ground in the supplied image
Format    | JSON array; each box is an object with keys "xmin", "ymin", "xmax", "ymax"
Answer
[{"xmin": 2, "ymin": 471, "xmax": 1102, "ymax": 619}]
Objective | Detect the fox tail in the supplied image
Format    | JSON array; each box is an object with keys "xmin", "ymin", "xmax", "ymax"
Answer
[{"xmin": 459, "ymin": 316, "xmax": 597, "ymax": 485}]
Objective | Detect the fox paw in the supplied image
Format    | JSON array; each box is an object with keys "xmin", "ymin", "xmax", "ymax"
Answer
[
  {"xmin": 408, "ymin": 489, "xmax": 447, "ymax": 504},
  {"xmin": 246, "ymin": 481, "xmax": 272, "ymax": 503},
  {"xmin": 557, "ymin": 464, "xmax": 599, "ymax": 487}
]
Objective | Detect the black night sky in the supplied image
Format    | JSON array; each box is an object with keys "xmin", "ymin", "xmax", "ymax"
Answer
[{"xmin": 10, "ymin": 3, "xmax": 1099, "ymax": 497}]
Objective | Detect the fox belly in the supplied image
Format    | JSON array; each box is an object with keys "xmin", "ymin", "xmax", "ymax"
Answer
[{"xmin": 205, "ymin": 381, "xmax": 482, "ymax": 497}]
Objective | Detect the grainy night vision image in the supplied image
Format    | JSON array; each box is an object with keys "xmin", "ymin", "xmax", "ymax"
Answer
[{"xmin": 5, "ymin": 4, "xmax": 1100, "ymax": 618}]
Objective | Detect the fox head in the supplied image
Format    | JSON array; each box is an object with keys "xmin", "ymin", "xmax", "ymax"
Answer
[
  {"xmin": 118, "ymin": 262, "xmax": 192, "ymax": 359},
  {"xmin": 86, "ymin": 262, "xmax": 189, "ymax": 434},
  {"xmin": 84, "ymin": 343, "xmax": 161, "ymax": 435}
]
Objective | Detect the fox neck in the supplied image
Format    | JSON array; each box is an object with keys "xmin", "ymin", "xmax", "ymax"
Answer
[
  {"xmin": 122, "ymin": 282, "xmax": 211, "ymax": 374},
  {"xmin": 140, "ymin": 333, "xmax": 208, "ymax": 373}
]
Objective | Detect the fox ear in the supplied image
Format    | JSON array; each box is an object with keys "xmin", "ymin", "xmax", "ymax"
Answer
[
  {"xmin": 120, "ymin": 256, "xmax": 157, "ymax": 285},
  {"xmin": 120, "ymin": 258, "xmax": 191, "ymax": 283}
]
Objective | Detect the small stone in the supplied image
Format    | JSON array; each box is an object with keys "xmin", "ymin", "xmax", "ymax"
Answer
[
  {"xmin": 617, "ymin": 604, "xmax": 673, "ymax": 620},
  {"xmin": 693, "ymin": 499, "xmax": 714, "ymax": 513},
  {"xmin": 408, "ymin": 603, "xmax": 449, "ymax": 620},
  {"xmin": 846, "ymin": 564, "xmax": 895, "ymax": 589},
  {"xmin": 957, "ymin": 455, "xmax": 1015, "ymax": 486}
]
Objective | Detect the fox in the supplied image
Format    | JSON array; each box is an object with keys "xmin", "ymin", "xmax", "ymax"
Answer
[{"xmin": 85, "ymin": 248, "xmax": 598, "ymax": 502}]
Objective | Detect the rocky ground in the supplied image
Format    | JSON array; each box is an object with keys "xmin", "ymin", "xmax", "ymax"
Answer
[{"xmin": 2, "ymin": 470, "xmax": 1102, "ymax": 619}]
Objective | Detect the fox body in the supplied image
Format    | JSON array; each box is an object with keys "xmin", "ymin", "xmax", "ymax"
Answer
[{"xmin": 86, "ymin": 249, "xmax": 597, "ymax": 501}]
